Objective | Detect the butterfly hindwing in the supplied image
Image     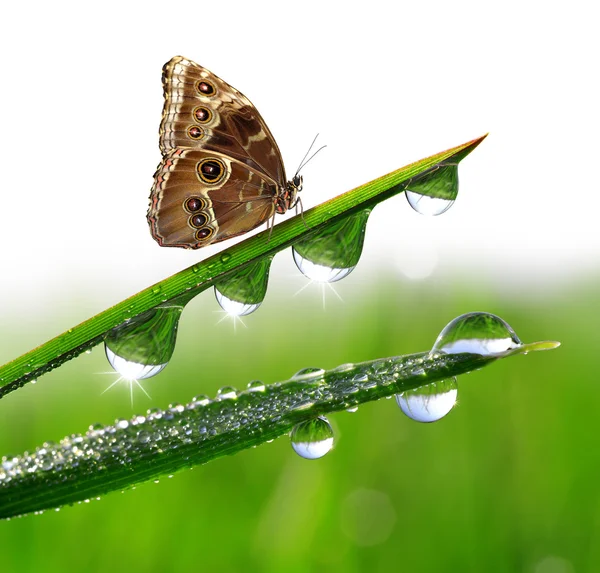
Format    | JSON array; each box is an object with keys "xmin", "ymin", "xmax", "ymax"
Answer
[{"xmin": 148, "ymin": 149, "xmax": 277, "ymax": 249}]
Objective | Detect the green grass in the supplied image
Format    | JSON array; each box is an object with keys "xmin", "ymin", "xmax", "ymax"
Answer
[{"xmin": 0, "ymin": 275, "xmax": 587, "ymax": 572}]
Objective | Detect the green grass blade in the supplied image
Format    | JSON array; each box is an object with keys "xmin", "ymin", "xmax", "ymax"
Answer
[
  {"xmin": 0, "ymin": 336, "xmax": 553, "ymax": 520},
  {"xmin": 0, "ymin": 135, "xmax": 487, "ymax": 399}
]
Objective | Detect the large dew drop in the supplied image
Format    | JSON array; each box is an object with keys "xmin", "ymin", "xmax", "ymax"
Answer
[
  {"xmin": 214, "ymin": 290, "xmax": 260, "ymax": 316},
  {"xmin": 105, "ymin": 347, "xmax": 167, "ymax": 380},
  {"xmin": 396, "ymin": 378, "xmax": 458, "ymax": 423},
  {"xmin": 104, "ymin": 305, "xmax": 183, "ymax": 380},
  {"xmin": 432, "ymin": 312, "xmax": 522, "ymax": 356},
  {"xmin": 290, "ymin": 416, "xmax": 334, "ymax": 459},
  {"xmin": 214, "ymin": 257, "xmax": 272, "ymax": 316},
  {"xmin": 292, "ymin": 210, "xmax": 370, "ymax": 283},
  {"xmin": 405, "ymin": 163, "xmax": 458, "ymax": 216}
]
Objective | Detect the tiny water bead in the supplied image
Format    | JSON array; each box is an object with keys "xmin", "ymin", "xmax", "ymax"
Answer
[
  {"xmin": 246, "ymin": 380, "xmax": 266, "ymax": 392},
  {"xmin": 104, "ymin": 305, "xmax": 183, "ymax": 379},
  {"xmin": 216, "ymin": 386, "xmax": 238, "ymax": 400},
  {"xmin": 290, "ymin": 416, "xmax": 334, "ymax": 460},
  {"xmin": 291, "ymin": 367, "xmax": 326, "ymax": 380},
  {"xmin": 432, "ymin": 312, "xmax": 522, "ymax": 356},
  {"xmin": 396, "ymin": 378, "xmax": 458, "ymax": 423},
  {"xmin": 292, "ymin": 210, "xmax": 370, "ymax": 283},
  {"xmin": 405, "ymin": 162, "xmax": 458, "ymax": 216},
  {"xmin": 214, "ymin": 257, "xmax": 272, "ymax": 316}
]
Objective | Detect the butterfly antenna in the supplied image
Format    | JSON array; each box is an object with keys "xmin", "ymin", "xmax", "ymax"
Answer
[
  {"xmin": 295, "ymin": 133, "xmax": 324, "ymax": 177},
  {"xmin": 296, "ymin": 144, "xmax": 327, "ymax": 175}
]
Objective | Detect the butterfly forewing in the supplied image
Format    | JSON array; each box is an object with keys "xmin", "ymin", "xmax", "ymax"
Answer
[
  {"xmin": 159, "ymin": 56, "xmax": 285, "ymax": 185},
  {"xmin": 148, "ymin": 56, "xmax": 289, "ymax": 249}
]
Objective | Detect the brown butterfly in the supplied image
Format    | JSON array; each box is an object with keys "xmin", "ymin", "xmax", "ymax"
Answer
[{"xmin": 147, "ymin": 56, "xmax": 307, "ymax": 249}]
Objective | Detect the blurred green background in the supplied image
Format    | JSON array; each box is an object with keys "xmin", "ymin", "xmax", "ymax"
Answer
[{"xmin": 0, "ymin": 270, "xmax": 593, "ymax": 573}]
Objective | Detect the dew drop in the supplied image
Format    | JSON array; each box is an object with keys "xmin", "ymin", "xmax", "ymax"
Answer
[
  {"xmin": 292, "ymin": 249, "xmax": 355, "ymax": 282},
  {"xmin": 246, "ymin": 380, "xmax": 266, "ymax": 392},
  {"xmin": 214, "ymin": 257, "xmax": 271, "ymax": 316},
  {"xmin": 192, "ymin": 264, "xmax": 201, "ymax": 273},
  {"xmin": 216, "ymin": 386, "xmax": 238, "ymax": 400},
  {"xmin": 104, "ymin": 305, "xmax": 183, "ymax": 380},
  {"xmin": 214, "ymin": 288, "xmax": 261, "ymax": 316},
  {"xmin": 396, "ymin": 378, "xmax": 458, "ymax": 422},
  {"xmin": 105, "ymin": 346, "xmax": 168, "ymax": 380},
  {"xmin": 405, "ymin": 191, "xmax": 454, "ymax": 216},
  {"xmin": 405, "ymin": 162, "xmax": 459, "ymax": 216},
  {"xmin": 432, "ymin": 312, "xmax": 522, "ymax": 356},
  {"xmin": 290, "ymin": 416, "xmax": 334, "ymax": 459},
  {"xmin": 291, "ymin": 367, "xmax": 326, "ymax": 380},
  {"xmin": 220, "ymin": 252, "xmax": 232, "ymax": 264},
  {"xmin": 151, "ymin": 286, "xmax": 162, "ymax": 295},
  {"xmin": 191, "ymin": 395, "xmax": 211, "ymax": 406},
  {"xmin": 346, "ymin": 406, "xmax": 358, "ymax": 413}
]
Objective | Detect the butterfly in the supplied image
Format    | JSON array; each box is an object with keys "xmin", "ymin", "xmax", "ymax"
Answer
[{"xmin": 147, "ymin": 56, "xmax": 309, "ymax": 249}]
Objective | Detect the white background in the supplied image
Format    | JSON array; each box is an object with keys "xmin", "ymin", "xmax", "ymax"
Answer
[{"xmin": 0, "ymin": 0, "xmax": 598, "ymax": 315}]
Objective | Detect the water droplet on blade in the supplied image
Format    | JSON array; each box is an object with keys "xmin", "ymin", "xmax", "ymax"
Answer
[
  {"xmin": 290, "ymin": 416, "xmax": 334, "ymax": 459},
  {"xmin": 292, "ymin": 210, "xmax": 370, "ymax": 283},
  {"xmin": 292, "ymin": 250, "xmax": 355, "ymax": 282},
  {"xmin": 105, "ymin": 347, "xmax": 167, "ymax": 380},
  {"xmin": 214, "ymin": 289, "xmax": 261, "ymax": 316},
  {"xmin": 405, "ymin": 191, "xmax": 454, "ymax": 216},
  {"xmin": 432, "ymin": 312, "xmax": 522, "ymax": 356},
  {"xmin": 214, "ymin": 257, "xmax": 272, "ymax": 316},
  {"xmin": 216, "ymin": 386, "xmax": 238, "ymax": 400},
  {"xmin": 291, "ymin": 367, "xmax": 326, "ymax": 380},
  {"xmin": 396, "ymin": 378, "xmax": 458, "ymax": 422},
  {"xmin": 405, "ymin": 163, "xmax": 458, "ymax": 216},
  {"xmin": 104, "ymin": 305, "xmax": 184, "ymax": 379},
  {"xmin": 246, "ymin": 380, "xmax": 266, "ymax": 392}
]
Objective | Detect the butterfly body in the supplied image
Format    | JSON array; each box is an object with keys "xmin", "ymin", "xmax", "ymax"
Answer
[{"xmin": 147, "ymin": 57, "xmax": 302, "ymax": 249}]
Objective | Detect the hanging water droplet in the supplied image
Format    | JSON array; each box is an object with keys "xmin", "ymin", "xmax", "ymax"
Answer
[
  {"xmin": 104, "ymin": 305, "xmax": 184, "ymax": 379},
  {"xmin": 216, "ymin": 386, "xmax": 238, "ymax": 400},
  {"xmin": 432, "ymin": 312, "xmax": 522, "ymax": 356},
  {"xmin": 214, "ymin": 256, "xmax": 272, "ymax": 316},
  {"xmin": 290, "ymin": 416, "xmax": 334, "ymax": 459},
  {"xmin": 292, "ymin": 367, "xmax": 326, "ymax": 380},
  {"xmin": 405, "ymin": 162, "xmax": 458, "ymax": 216},
  {"xmin": 396, "ymin": 378, "xmax": 458, "ymax": 422},
  {"xmin": 292, "ymin": 210, "xmax": 370, "ymax": 282},
  {"xmin": 214, "ymin": 290, "xmax": 261, "ymax": 316},
  {"xmin": 246, "ymin": 380, "xmax": 266, "ymax": 392}
]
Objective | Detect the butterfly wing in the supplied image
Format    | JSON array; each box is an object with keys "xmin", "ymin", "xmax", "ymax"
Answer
[
  {"xmin": 159, "ymin": 56, "xmax": 286, "ymax": 186},
  {"xmin": 148, "ymin": 149, "xmax": 277, "ymax": 248}
]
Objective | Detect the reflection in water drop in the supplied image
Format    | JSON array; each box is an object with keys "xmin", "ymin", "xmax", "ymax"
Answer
[
  {"xmin": 396, "ymin": 378, "xmax": 458, "ymax": 422},
  {"xmin": 214, "ymin": 289, "xmax": 261, "ymax": 316},
  {"xmin": 214, "ymin": 257, "xmax": 272, "ymax": 316},
  {"xmin": 104, "ymin": 305, "xmax": 183, "ymax": 379},
  {"xmin": 406, "ymin": 191, "xmax": 454, "ymax": 216},
  {"xmin": 432, "ymin": 312, "xmax": 522, "ymax": 356},
  {"xmin": 290, "ymin": 416, "xmax": 334, "ymax": 459},
  {"xmin": 405, "ymin": 163, "xmax": 459, "ymax": 216},
  {"xmin": 292, "ymin": 250, "xmax": 355, "ymax": 282},
  {"xmin": 292, "ymin": 210, "xmax": 370, "ymax": 283},
  {"xmin": 105, "ymin": 347, "xmax": 167, "ymax": 380}
]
